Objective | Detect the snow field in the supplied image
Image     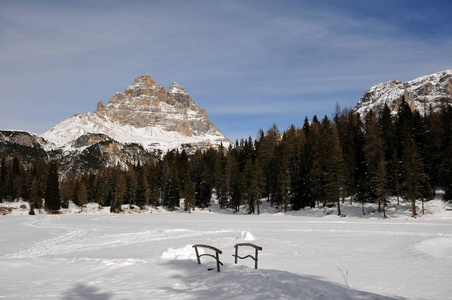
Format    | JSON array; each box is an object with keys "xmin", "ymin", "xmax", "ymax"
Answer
[{"xmin": 1, "ymin": 203, "xmax": 452, "ymax": 299}]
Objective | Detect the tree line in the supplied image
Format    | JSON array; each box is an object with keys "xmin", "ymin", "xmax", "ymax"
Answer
[{"xmin": 1, "ymin": 101, "xmax": 451, "ymax": 217}]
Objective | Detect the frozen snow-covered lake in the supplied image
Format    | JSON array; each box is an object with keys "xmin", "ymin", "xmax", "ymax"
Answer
[{"xmin": 1, "ymin": 203, "xmax": 452, "ymax": 299}]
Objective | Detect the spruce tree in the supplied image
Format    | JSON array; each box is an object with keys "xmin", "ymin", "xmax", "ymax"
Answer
[
  {"xmin": 244, "ymin": 158, "xmax": 259, "ymax": 214},
  {"xmin": 167, "ymin": 161, "xmax": 181, "ymax": 210},
  {"xmin": 229, "ymin": 154, "xmax": 242, "ymax": 212},
  {"xmin": 214, "ymin": 148, "xmax": 230, "ymax": 210},
  {"xmin": 126, "ymin": 167, "xmax": 137, "ymax": 208},
  {"xmin": 44, "ymin": 161, "xmax": 61, "ymax": 212},
  {"xmin": 402, "ymin": 135, "xmax": 431, "ymax": 217},
  {"xmin": 320, "ymin": 116, "xmax": 346, "ymax": 215},
  {"xmin": 77, "ymin": 181, "xmax": 88, "ymax": 211},
  {"xmin": 111, "ymin": 171, "xmax": 126, "ymax": 213},
  {"xmin": 135, "ymin": 166, "xmax": 148, "ymax": 209},
  {"xmin": 28, "ymin": 176, "xmax": 40, "ymax": 215},
  {"xmin": 184, "ymin": 175, "xmax": 195, "ymax": 213},
  {"xmin": 147, "ymin": 165, "xmax": 160, "ymax": 207},
  {"xmin": 363, "ymin": 111, "xmax": 387, "ymax": 214},
  {"xmin": 0, "ymin": 155, "xmax": 6, "ymax": 202}
]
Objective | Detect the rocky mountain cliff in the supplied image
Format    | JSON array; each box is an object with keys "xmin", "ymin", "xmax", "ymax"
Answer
[
  {"xmin": 1, "ymin": 74, "xmax": 230, "ymax": 172},
  {"xmin": 354, "ymin": 69, "xmax": 452, "ymax": 117},
  {"xmin": 42, "ymin": 74, "xmax": 230, "ymax": 154}
]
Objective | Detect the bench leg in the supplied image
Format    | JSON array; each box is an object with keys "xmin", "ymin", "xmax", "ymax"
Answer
[
  {"xmin": 215, "ymin": 252, "xmax": 221, "ymax": 272},
  {"xmin": 255, "ymin": 248, "xmax": 258, "ymax": 269},
  {"xmin": 194, "ymin": 247, "xmax": 201, "ymax": 264}
]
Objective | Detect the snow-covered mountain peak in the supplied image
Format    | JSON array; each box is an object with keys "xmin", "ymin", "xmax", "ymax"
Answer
[
  {"xmin": 41, "ymin": 74, "xmax": 231, "ymax": 155},
  {"xmin": 355, "ymin": 69, "xmax": 452, "ymax": 118}
]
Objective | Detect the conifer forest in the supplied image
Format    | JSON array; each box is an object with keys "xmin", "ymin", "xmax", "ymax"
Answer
[{"xmin": 1, "ymin": 102, "xmax": 451, "ymax": 218}]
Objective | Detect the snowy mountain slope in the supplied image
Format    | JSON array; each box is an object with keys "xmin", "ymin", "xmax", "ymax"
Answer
[
  {"xmin": 355, "ymin": 69, "xmax": 452, "ymax": 117},
  {"xmin": 41, "ymin": 74, "xmax": 231, "ymax": 154}
]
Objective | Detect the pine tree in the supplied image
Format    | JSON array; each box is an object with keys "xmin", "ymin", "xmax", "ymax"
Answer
[
  {"xmin": 28, "ymin": 176, "xmax": 40, "ymax": 215},
  {"xmin": 94, "ymin": 169, "xmax": 108, "ymax": 207},
  {"xmin": 402, "ymin": 135, "xmax": 431, "ymax": 217},
  {"xmin": 276, "ymin": 158, "xmax": 290, "ymax": 212},
  {"xmin": 291, "ymin": 148, "xmax": 313, "ymax": 210},
  {"xmin": 147, "ymin": 164, "xmax": 160, "ymax": 207},
  {"xmin": 437, "ymin": 106, "xmax": 452, "ymax": 200},
  {"xmin": 363, "ymin": 111, "xmax": 387, "ymax": 214},
  {"xmin": 77, "ymin": 180, "xmax": 88, "ymax": 211},
  {"xmin": 338, "ymin": 109, "xmax": 365, "ymax": 203},
  {"xmin": 214, "ymin": 148, "xmax": 230, "ymax": 210},
  {"xmin": 135, "ymin": 165, "xmax": 148, "ymax": 209},
  {"xmin": 229, "ymin": 154, "xmax": 243, "ymax": 212},
  {"xmin": 167, "ymin": 160, "xmax": 181, "ymax": 210},
  {"xmin": 307, "ymin": 118, "xmax": 324, "ymax": 208},
  {"xmin": 191, "ymin": 151, "xmax": 212, "ymax": 209},
  {"xmin": 111, "ymin": 170, "xmax": 126, "ymax": 213},
  {"xmin": 243, "ymin": 158, "xmax": 259, "ymax": 214},
  {"xmin": 0, "ymin": 155, "xmax": 6, "ymax": 202},
  {"xmin": 126, "ymin": 167, "xmax": 137, "ymax": 208},
  {"xmin": 256, "ymin": 124, "xmax": 280, "ymax": 201},
  {"xmin": 44, "ymin": 161, "xmax": 60, "ymax": 212},
  {"xmin": 395, "ymin": 100, "xmax": 414, "ymax": 160},
  {"xmin": 184, "ymin": 175, "xmax": 195, "ymax": 213},
  {"xmin": 320, "ymin": 116, "xmax": 346, "ymax": 215}
]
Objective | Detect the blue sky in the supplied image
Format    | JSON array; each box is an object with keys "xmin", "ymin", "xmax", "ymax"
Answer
[{"xmin": 0, "ymin": 0, "xmax": 451, "ymax": 142}]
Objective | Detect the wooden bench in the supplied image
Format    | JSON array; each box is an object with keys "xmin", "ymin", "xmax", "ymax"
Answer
[
  {"xmin": 233, "ymin": 243, "xmax": 263, "ymax": 269},
  {"xmin": 192, "ymin": 244, "xmax": 223, "ymax": 272}
]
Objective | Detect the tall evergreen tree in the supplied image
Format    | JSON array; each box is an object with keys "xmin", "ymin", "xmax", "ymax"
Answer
[
  {"xmin": 243, "ymin": 158, "xmax": 260, "ymax": 214},
  {"xmin": 363, "ymin": 111, "xmax": 387, "ymax": 214},
  {"xmin": 320, "ymin": 116, "xmax": 346, "ymax": 215},
  {"xmin": 214, "ymin": 148, "xmax": 230, "ymax": 210},
  {"xmin": 126, "ymin": 167, "xmax": 137, "ymax": 208},
  {"xmin": 44, "ymin": 161, "xmax": 60, "ymax": 212},
  {"xmin": 147, "ymin": 164, "xmax": 160, "ymax": 207},
  {"xmin": 135, "ymin": 165, "xmax": 148, "ymax": 209},
  {"xmin": 402, "ymin": 135, "xmax": 431, "ymax": 217},
  {"xmin": 111, "ymin": 170, "xmax": 126, "ymax": 213},
  {"xmin": 76, "ymin": 180, "xmax": 88, "ymax": 211},
  {"xmin": 28, "ymin": 176, "xmax": 40, "ymax": 215},
  {"xmin": 167, "ymin": 160, "xmax": 181, "ymax": 210},
  {"xmin": 229, "ymin": 154, "xmax": 243, "ymax": 212},
  {"xmin": 306, "ymin": 117, "xmax": 324, "ymax": 208},
  {"xmin": 0, "ymin": 155, "xmax": 6, "ymax": 202},
  {"xmin": 184, "ymin": 175, "xmax": 195, "ymax": 213}
]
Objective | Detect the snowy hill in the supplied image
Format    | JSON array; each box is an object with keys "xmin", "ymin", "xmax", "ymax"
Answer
[
  {"xmin": 42, "ymin": 74, "xmax": 231, "ymax": 154},
  {"xmin": 355, "ymin": 69, "xmax": 452, "ymax": 117}
]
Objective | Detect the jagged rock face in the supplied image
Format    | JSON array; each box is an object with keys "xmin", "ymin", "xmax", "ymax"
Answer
[
  {"xmin": 0, "ymin": 131, "xmax": 48, "ymax": 164},
  {"xmin": 72, "ymin": 133, "xmax": 111, "ymax": 148},
  {"xmin": 355, "ymin": 70, "xmax": 452, "ymax": 117},
  {"xmin": 74, "ymin": 140, "xmax": 153, "ymax": 173},
  {"xmin": 93, "ymin": 74, "xmax": 214, "ymax": 136},
  {"xmin": 0, "ymin": 130, "xmax": 43, "ymax": 147},
  {"xmin": 41, "ymin": 74, "xmax": 230, "ymax": 155}
]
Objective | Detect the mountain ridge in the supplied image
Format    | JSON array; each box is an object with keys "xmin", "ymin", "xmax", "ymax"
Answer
[{"xmin": 354, "ymin": 69, "xmax": 452, "ymax": 117}]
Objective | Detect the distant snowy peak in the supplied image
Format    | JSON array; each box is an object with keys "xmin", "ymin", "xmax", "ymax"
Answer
[
  {"xmin": 355, "ymin": 69, "xmax": 452, "ymax": 117},
  {"xmin": 42, "ymin": 74, "xmax": 230, "ymax": 153}
]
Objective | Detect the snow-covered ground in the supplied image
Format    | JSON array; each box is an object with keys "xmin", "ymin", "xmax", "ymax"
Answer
[{"xmin": 1, "ymin": 198, "xmax": 452, "ymax": 299}]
